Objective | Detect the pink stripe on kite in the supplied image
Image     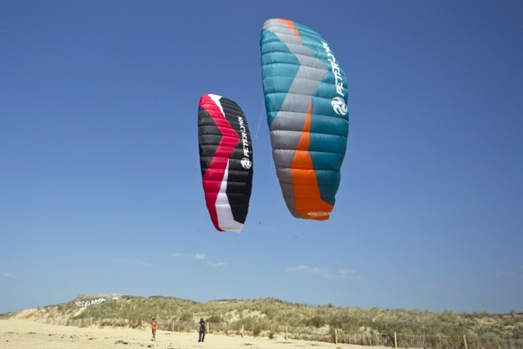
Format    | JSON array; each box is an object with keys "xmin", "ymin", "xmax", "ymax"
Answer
[{"xmin": 200, "ymin": 94, "xmax": 240, "ymax": 231}]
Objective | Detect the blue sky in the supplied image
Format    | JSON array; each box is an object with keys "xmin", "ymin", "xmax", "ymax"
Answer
[{"xmin": 1, "ymin": 1, "xmax": 521, "ymax": 315}]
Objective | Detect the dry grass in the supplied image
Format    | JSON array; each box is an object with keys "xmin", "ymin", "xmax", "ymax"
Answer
[{"xmin": 2, "ymin": 295, "xmax": 521, "ymax": 348}]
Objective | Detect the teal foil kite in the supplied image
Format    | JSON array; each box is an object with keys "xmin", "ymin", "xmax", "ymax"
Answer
[{"xmin": 260, "ymin": 18, "xmax": 349, "ymax": 220}]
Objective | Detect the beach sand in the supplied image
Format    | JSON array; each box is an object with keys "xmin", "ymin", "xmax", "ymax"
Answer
[{"xmin": 0, "ymin": 319, "xmax": 389, "ymax": 349}]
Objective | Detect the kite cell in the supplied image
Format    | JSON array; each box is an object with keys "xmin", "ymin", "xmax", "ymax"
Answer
[
  {"xmin": 198, "ymin": 94, "xmax": 253, "ymax": 232},
  {"xmin": 260, "ymin": 18, "xmax": 349, "ymax": 221}
]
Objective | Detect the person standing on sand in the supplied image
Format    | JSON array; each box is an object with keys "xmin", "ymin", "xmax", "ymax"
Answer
[
  {"xmin": 151, "ymin": 317, "xmax": 157, "ymax": 341},
  {"xmin": 198, "ymin": 318, "xmax": 206, "ymax": 342}
]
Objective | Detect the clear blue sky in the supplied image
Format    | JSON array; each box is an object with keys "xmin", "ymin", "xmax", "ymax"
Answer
[{"xmin": 1, "ymin": 1, "xmax": 521, "ymax": 315}]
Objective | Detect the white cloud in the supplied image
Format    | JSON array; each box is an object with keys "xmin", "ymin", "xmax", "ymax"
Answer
[
  {"xmin": 173, "ymin": 252, "xmax": 226, "ymax": 268},
  {"xmin": 114, "ymin": 258, "xmax": 154, "ymax": 267},
  {"xmin": 342, "ymin": 274, "xmax": 361, "ymax": 281},
  {"xmin": 206, "ymin": 261, "xmax": 227, "ymax": 267},
  {"xmin": 286, "ymin": 265, "xmax": 361, "ymax": 280},
  {"xmin": 497, "ymin": 270, "xmax": 523, "ymax": 279},
  {"xmin": 286, "ymin": 265, "xmax": 308, "ymax": 272},
  {"xmin": 337, "ymin": 268, "xmax": 361, "ymax": 280},
  {"xmin": 172, "ymin": 252, "xmax": 205, "ymax": 260},
  {"xmin": 337, "ymin": 268, "xmax": 357, "ymax": 275},
  {"xmin": 3, "ymin": 273, "xmax": 12, "ymax": 278},
  {"xmin": 286, "ymin": 265, "xmax": 328, "ymax": 275},
  {"xmin": 427, "ymin": 284, "xmax": 443, "ymax": 289}
]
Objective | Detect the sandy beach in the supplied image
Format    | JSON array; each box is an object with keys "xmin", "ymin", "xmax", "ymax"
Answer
[{"xmin": 0, "ymin": 319, "xmax": 390, "ymax": 349}]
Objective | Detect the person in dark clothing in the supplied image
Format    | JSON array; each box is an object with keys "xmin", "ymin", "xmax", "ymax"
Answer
[{"xmin": 198, "ymin": 318, "xmax": 206, "ymax": 342}]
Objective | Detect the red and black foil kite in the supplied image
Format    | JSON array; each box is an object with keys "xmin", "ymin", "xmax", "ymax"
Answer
[{"xmin": 198, "ymin": 94, "xmax": 253, "ymax": 232}]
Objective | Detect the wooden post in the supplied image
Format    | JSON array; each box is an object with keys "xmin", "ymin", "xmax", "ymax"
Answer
[
  {"xmin": 463, "ymin": 334, "xmax": 468, "ymax": 349},
  {"xmin": 394, "ymin": 332, "xmax": 398, "ymax": 349},
  {"xmin": 241, "ymin": 325, "xmax": 244, "ymax": 338},
  {"xmin": 334, "ymin": 328, "xmax": 338, "ymax": 344},
  {"xmin": 285, "ymin": 326, "xmax": 288, "ymax": 340}
]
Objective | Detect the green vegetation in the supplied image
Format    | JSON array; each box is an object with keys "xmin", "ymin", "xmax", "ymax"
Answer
[{"xmin": 2, "ymin": 296, "xmax": 521, "ymax": 348}]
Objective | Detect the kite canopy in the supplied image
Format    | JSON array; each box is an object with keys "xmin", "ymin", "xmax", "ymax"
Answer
[
  {"xmin": 260, "ymin": 18, "xmax": 349, "ymax": 221},
  {"xmin": 198, "ymin": 94, "xmax": 253, "ymax": 232}
]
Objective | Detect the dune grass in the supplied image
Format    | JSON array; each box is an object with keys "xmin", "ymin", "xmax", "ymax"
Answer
[
  {"xmin": 3, "ymin": 295, "xmax": 521, "ymax": 348},
  {"xmin": 70, "ymin": 297, "xmax": 521, "ymax": 339}
]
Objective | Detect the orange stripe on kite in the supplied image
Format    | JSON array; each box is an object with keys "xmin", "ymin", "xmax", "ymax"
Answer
[
  {"xmin": 279, "ymin": 19, "xmax": 301, "ymax": 41},
  {"xmin": 290, "ymin": 100, "xmax": 333, "ymax": 220}
]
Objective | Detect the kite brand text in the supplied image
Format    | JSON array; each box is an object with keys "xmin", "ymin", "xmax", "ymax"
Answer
[
  {"xmin": 238, "ymin": 116, "xmax": 250, "ymax": 158},
  {"xmin": 322, "ymin": 41, "xmax": 344, "ymax": 97}
]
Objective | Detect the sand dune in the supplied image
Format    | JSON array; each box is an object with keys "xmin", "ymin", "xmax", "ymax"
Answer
[{"xmin": 0, "ymin": 319, "xmax": 389, "ymax": 349}]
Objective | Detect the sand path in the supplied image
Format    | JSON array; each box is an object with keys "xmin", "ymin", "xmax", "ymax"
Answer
[{"xmin": 0, "ymin": 319, "xmax": 389, "ymax": 349}]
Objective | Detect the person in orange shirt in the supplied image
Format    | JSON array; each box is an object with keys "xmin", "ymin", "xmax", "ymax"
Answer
[{"xmin": 151, "ymin": 318, "xmax": 157, "ymax": 341}]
